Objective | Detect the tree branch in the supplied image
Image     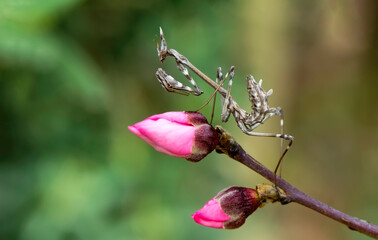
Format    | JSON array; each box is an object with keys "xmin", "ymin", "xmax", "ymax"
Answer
[{"xmin": 215, "ymin": 126, "xmax": 378, "ymax": 239}]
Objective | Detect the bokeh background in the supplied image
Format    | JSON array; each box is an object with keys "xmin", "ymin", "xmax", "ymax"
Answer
[{"xmin": 1, "ymin": 0, "xmax": 377, "ymax": 239}]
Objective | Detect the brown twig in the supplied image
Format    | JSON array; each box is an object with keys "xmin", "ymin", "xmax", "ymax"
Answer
[{"xmin": 215, "ymin": 126, "xmax": 378, "ymax": 239}]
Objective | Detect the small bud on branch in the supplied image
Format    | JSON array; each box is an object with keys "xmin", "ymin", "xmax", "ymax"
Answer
[{"xmin": 192, "ymin": 187, "xmax": 261, "ymax": 229}]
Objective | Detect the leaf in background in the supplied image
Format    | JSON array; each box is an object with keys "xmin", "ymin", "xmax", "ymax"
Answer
[
  {"xmin": 0, "ymin": 0, "xmax": 83, "ymax": 29},
  {"xmin": 0, "ymin": 25, "xmax": 108, "ymax": 109}
]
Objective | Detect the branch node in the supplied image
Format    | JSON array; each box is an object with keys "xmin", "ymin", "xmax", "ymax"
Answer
[
  {"xmin": 256, "ymin": 183, "xmax": 291, "ymax": 206},
  {"xmin": 215, "ymin": 126, "xmax": 239, "ymax": 158}
]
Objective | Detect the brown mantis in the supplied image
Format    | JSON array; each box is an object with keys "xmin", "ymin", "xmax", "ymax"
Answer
[{"xmin": 155, "ymin": 27, "xmax": 293, "ymax": 182}]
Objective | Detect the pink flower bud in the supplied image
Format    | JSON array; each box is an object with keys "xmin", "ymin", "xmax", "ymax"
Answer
[
  {"xmin": 191, "ymin": 187, "xmax": 261, "ymax": 229},
  {"xmin": 128, "ymin": 111, "xmax": 218, "ymax": 162}
]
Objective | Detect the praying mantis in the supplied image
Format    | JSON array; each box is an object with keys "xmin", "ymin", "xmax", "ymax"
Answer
[{"xmin": 155, "ymin": 27, "xmax": 293, "ymax": 181}]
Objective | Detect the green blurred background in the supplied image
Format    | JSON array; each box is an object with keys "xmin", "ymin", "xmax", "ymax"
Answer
[{"xmin": 1, "ymin": 0, "xmax": 377, "ymax": 239}]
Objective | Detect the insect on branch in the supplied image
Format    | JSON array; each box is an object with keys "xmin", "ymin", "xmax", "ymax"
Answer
[{"xmin": 155, "ymin": 27, "xmax": 294, "ymax": 179}]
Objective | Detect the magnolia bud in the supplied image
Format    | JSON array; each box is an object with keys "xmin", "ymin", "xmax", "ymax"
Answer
[
  {"xmin": 128, "ymin": 111, "xmax": 218, "ymax": 162},
  {"xmin": 192, "ymin": 187, "xmax": 262, "ymax": 229}
]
